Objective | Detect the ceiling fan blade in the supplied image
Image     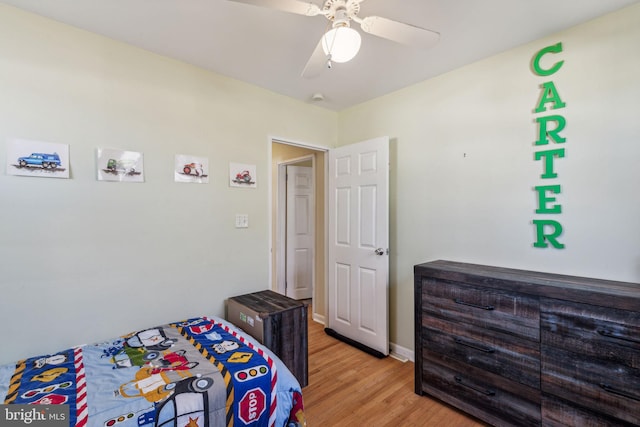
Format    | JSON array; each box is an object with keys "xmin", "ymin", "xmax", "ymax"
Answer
[
  {"xmin": 301, "ymin": 37, "xmax": 329, "ymax": 78},
  {"xmin": 357, "ymin": 16, "xmax": 440, "ymax": 49},
  {"xmin": 227, "ymin": 0, "xmax": 323, "ymax": 16}
]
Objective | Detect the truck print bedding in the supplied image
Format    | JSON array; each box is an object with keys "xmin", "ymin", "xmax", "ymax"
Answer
[{"xmin": 0, "ymin": 316, "xmax": 305, "ymax": 427}]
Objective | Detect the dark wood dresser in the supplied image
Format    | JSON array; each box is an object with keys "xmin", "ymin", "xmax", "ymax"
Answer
[
  {"xmin": 227, "ymin": 290, "xmax": 308, "ymax": 387},
  {"xmin": 414, "ymin": 260, "xmax": 640, "ymax": 427}
]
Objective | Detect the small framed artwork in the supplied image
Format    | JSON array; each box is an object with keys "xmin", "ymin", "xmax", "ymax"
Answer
[
  {"xmin": 6, "ymin": 138, "xmax": 70, "ymax": 179},
  {"xmin": 175, "ymin": 154, "xmax": 209, "ymax": 183},
  {"xmin": 97, "ymin": 148, "xmax": 144, "ymax": 182},
  {"xmin": 229, "ymin": 162, "xmax": 257, "ymax": 188}
]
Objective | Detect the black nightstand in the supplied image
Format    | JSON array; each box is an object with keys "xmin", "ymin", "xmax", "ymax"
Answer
[{"xmin": 226, "ymin": 290, "xmax": 308, "ymax": 387}]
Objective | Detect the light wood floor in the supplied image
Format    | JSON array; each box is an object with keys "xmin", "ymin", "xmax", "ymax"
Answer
[{"xmin": 302, "ymin": 313, "xmax": 488, "ymax": 426}]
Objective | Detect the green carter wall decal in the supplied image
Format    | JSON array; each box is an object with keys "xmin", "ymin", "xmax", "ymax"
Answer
[{"xmin": 532, "ymin": 42, "xmax": 566, "ymax": 249}]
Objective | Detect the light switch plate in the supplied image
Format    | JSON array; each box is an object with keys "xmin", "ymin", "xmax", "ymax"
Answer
[{"xmin": 235, "ymin": 214, "xmax": 249, "ymax": 228}]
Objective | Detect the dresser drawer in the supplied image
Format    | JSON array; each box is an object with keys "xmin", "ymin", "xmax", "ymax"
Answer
[
  {"xmin": 421, "ymin": 316, "xmax": 540, "ymax": 388},
  {"xmin": 421, "ymin": 352, "xmax": 541, "ymax": 427},
  {"xmin": 542, "ymin": 395, "xmax": 638, "ymax": 427},
  {"xmin": 541, "ymin": 299, "xmax": 640, "ymax": 424},
  {"xmin": 541, "ymin": 346, "xmax": 640, "ymax": 425},
  {"xmin": 541, "ymin": 298, "xmax": 640, "ymax": 360},
  {"xmin": 422, "ymin": 278, "xmax": 540, "ymax": 341}
]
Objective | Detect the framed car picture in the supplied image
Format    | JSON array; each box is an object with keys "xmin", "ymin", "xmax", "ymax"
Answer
[{"xmin": 6, "ymin": 138, "xmax": 70, "ymax": 179}]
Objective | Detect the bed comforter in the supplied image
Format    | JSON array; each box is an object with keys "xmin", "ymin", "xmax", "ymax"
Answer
[{"xmin": 0, "ymin": 316, "xmax": 305, "ymax": 427}]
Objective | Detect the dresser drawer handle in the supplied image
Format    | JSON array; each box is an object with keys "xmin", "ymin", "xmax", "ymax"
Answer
[
  {"xmin": 454, "ymin": 376, "xmax": 496, "ymax": 396},
  {"xmin": 454, "ymin": 298, "xmax": 495, "ymax": 311},
  {"xmin": 597, "ymin": 329, "xmax": 640, "ymax": 344},
  {"xmin": 600, "ymin": 383, "xmax": 640, "ymax": 401},
  {"xmin": 454, "ymin": 337, "xmax": 496, "ymax": 353}
]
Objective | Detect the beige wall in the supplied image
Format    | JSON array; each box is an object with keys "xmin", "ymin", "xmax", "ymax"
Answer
[
  {"xmin": 338, "ymin": 4, "xmax": 640, "ymax": 356},
  {"xmin": 1, "ymin": 2, "xmax": 639, "ymax": 364},
  {"xmin": 0, "ymin": 4, "xmax": 337, "ymax": 364},
  {"xmin": 270, "ymin": 142, "xmax": 326, "ymax": 317}
]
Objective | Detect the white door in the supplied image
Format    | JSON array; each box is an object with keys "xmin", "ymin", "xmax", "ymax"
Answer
[
  {"xmin": 327, "ymin": 137, "xmax": 389, "ymax": 356},
  {"xmin": 286, "ymin": 165, "xmax": 314, "ymax": 300}
]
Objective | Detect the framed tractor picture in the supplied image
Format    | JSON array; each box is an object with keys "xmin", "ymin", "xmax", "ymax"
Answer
[
  {"xmin": 97, "ymin": 148, "xmax": 144, "ymax": 182},
  {"xmin": 229, "ymin": 162, "xmax": 257, "ymax": 188},
  {"xmin": 175, "ymin": 154, "xmax": 209, "ymax": 183}
]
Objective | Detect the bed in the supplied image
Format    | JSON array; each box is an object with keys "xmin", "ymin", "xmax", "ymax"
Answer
[{"xmin": 0, "ymin": 315, "xmax": 306, "ymax": 427}]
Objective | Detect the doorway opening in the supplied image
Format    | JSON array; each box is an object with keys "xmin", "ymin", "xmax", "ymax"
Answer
[{"xmin": 270, "ymin": 140, "xmax": 327, "ymax": 324}]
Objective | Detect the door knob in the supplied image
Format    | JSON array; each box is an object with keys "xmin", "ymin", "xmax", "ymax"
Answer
[{"xmin": 375, "ymin": 248, "xmax": 386, "ymax": 256}]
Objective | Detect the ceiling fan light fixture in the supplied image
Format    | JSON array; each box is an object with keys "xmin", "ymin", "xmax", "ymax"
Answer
[{"xmin": 321, "ymin": 26, "xmax": 361, "ymax": 63}]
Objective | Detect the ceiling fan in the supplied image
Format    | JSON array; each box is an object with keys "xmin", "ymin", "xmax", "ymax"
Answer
[{"xmin": 228, "ymin": 0, "xmax": 440, "ymax": 77}]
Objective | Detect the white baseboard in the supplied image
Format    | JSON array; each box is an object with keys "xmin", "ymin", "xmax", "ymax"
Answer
[
  {"xmin": 311, "ymin": 312, "xmax": 325, "ymax": 325},
  {"xmin": 390, "ymin": 342, "xmax": 414, "ymax": 363}
]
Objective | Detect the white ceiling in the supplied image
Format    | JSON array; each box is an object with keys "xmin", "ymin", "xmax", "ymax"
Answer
[{"xmin": 2, "ymin": 0, "xmax": 638, "ymax": 111}]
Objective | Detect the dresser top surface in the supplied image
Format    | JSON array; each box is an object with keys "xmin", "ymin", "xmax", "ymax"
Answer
[{"xmin": 415, "ymin": 260, "xmax": 640, "ymax": 310}]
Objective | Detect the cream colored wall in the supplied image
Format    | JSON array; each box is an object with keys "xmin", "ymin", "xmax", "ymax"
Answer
[
  {"xmin": 337, "ymin": 4, "xmax": 640, "ymax": 357},
  {"xmin": 270, "ymin": 143, "xmax": 326, "ymax": 316},
  {"xmin": 1, "ymin": 2, "xmax": 639, "ymax": 365},
  {"xmin": 0, "ymin": 4, "xmax": 337, "ymax": 365}
]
